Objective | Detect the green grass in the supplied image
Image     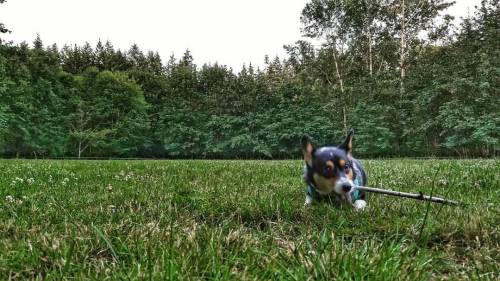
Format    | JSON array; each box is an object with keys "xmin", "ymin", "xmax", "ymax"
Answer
[{"xmin": 0, "ymin": 159, "xmax": 498, "ymax": 280}]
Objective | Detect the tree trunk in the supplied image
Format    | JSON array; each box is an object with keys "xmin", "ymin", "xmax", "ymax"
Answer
[
  {"xmin": 399, "ymin": 0, "xmax": 406, "ymax": 95},
  {"xmin": 332, "ymin": 45, "xmax": 348, "ymax": 134},
  {"xmin": 369, "ymin": 29, "xmax": 373, "ymax": 77},
  {"xmin": 332, "ymin": 48, "xmax": 344, "ymax": 93},
  {"xmin": 365, "ymin": 0, "xmax": 374, "ymax": 78},
  {"xmin": 78, "ymin": 140, "xmax": 82, "ymax": 159}
]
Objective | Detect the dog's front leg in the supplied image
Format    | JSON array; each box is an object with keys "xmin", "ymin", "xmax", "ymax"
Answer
[{"xmin": 304, "ymin": 194, "xmax": 313, "ymax": 206}]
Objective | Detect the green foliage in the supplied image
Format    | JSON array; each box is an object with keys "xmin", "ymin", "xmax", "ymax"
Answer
[
  {"xmin": 0, "ymin": 1, "xmax": 498, "ymax": 158},
  {"xmin": 67, "ymin": 69, "xmax": 149, "ymax": 157}
]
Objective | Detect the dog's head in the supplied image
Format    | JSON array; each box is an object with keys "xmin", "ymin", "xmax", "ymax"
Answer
[{"xmin": 302, "ymin": 130, "xmax": 356, "ymax": 197}]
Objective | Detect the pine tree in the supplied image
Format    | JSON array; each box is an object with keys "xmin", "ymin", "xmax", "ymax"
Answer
[
  {"xmin": 0, "ymin": 0, "xmax": 10, "ymax": 34},
  {"xmin": 80, "ymin": 42, "xmax": 95, "ymax": 70},
  {"xmin": 33, "ymin": 34, "xmax": 43, "ymax": 50},
  {"xmin": 146, "ymin": 51, "xmax": 163, "ymax": 75},
  {"xmin": 128, "ymin": 44, "xmax": 145, "ymax": 68}
]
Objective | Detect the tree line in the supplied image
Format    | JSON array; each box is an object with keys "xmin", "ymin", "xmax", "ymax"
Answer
[{"xmin": 0, "ymin": 0, "xmax": 498, "ymax": 158}]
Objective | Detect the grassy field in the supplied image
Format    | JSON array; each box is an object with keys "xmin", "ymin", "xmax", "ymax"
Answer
[{"xmin": 0, "ymin": 159, "xmax": 498, "ymax": 280}]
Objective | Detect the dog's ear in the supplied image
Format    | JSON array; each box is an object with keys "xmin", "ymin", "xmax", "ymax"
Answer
[
  {"xmin": 339, "ymin": 129, "xmax": 354, "ymax": 155},
  {"xmin": 301, "ymin": 136, "xmax": 315, "ymax": 166}
]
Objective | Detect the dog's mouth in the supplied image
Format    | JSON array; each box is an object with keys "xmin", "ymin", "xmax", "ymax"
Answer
[
  {"xmin": 311, "ymin": 172, "xmax": 355, "ymax": 198},
  {"xmin": 341, "ymin": 183, "xmax": 352, "ymax": 192},
  {"xmin": 334, "ymin": 178, "xmax": 354, "ymax": 196}
]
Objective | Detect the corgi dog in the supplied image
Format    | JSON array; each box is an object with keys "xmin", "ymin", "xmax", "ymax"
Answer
[{"xmin": 302, "ymin": 130, "xmax": 367, "ymax": 210}]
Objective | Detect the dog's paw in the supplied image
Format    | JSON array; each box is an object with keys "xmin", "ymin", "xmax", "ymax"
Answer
[
  {"xmin": 304, "ymin": 195, "xmax": 313, "ymax": 207},
  {"xmin": 353, "ymin": 200, "xmax": 367, "ymax": 210}
]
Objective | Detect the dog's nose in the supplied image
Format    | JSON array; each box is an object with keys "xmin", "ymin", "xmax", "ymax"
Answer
[{"xmin": 342, "ymin": 184, "xmax": 352, "ymax": 192}]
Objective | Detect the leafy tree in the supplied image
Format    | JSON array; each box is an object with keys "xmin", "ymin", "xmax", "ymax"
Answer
[
  {"xmin": 66, "ymin": 68, "xmax": 149, "ymax": 157},
  {"xmin": 0, "ymin": 0, "xmax": 498, "ymax": 159}
]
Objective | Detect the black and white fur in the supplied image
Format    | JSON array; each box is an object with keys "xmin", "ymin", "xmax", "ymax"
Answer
[{"xmin": 302, "ymin": 130, "xmax": 367, "ymax": 210}]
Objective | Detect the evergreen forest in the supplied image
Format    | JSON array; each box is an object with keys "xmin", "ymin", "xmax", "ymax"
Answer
[{"xmin": 0, "ymin": 0, "xmax": 498, "ymax": 158}]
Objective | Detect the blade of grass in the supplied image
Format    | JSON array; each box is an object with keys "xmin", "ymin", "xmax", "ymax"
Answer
[{"xmin": 91, "ymin": 223, "xmax": 120, "ymax": 263}]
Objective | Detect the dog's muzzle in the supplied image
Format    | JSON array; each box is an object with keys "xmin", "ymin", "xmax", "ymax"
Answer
[{"xmin": 334, "ymin": 176, "xmax": 354, "ymax": 196}]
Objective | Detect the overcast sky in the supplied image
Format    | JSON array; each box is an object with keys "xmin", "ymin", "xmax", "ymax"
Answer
[{"xmin": 0, "ymin": 0, "xmax": 482, "ymax": 71}]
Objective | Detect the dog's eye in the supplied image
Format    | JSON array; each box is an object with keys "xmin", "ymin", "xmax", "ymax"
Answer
[{"xmin": 325, "ymin": 161, "xmax": 335, "ymax": 171}]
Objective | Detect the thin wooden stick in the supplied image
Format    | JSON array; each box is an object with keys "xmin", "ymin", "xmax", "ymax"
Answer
[{"xmin": 355, "ymin": 186, "xmax": 459, "ymax": 206}]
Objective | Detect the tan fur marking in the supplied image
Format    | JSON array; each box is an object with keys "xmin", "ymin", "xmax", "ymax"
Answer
[
  {"xmin": 313, "ymin": 173, "xmax": 337, "ymax": 194},
  {"xmin": 346, "ymin": 168, "xmax": 354, "ymax": 181},
  {"xmin": 339, "ymin": 159, "xmax": 345, "ymax": 167}
]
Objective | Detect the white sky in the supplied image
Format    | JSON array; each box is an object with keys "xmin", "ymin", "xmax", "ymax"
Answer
[{"xmin": 0, "ymin": 0, "xmax": 482, "ymax": 71}]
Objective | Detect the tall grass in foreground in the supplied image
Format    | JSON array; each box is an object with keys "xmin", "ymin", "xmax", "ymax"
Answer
[{"xmin": 0, "ymin": 159, "xmax": 498, "ymax": 280}]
